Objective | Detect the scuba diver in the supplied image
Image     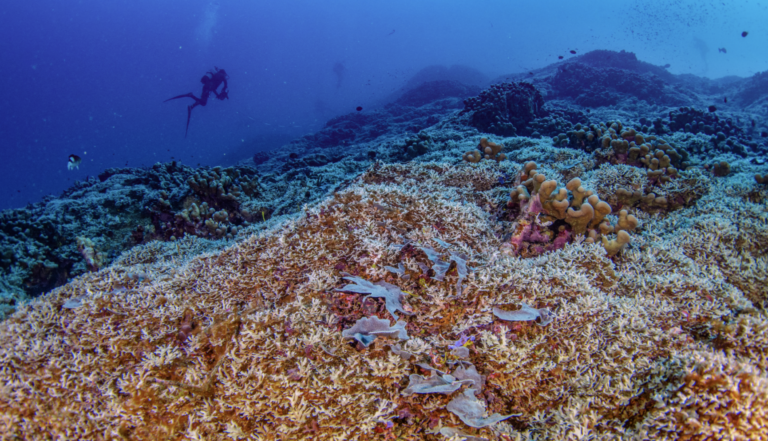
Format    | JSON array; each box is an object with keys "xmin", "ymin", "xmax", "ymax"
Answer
[{"xmin": 164, "ymin": 67, "xmax": 229, "ymax": 137}]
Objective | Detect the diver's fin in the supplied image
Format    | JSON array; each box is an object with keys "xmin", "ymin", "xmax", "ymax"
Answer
[
  {"xmin": 164, "ymin": 93, "xmax": 196, "ymax": 103},
  {"xmin": 185, "ymin": 105, "xmax": 192, "ymax": 138}
]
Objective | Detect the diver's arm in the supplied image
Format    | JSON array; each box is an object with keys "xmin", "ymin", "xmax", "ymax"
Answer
[{"xmin": 215, "ymin": 79, "xmax": 229, "ymax": 99}]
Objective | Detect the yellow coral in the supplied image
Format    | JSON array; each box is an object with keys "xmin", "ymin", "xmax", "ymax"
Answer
[{"xmin": 601, "ymin": 230, "xmax": 631, "ymax": 256}]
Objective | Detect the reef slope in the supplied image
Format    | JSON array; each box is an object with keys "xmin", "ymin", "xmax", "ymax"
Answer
[{"xmin": 1, "ymin": 152, "xmax": 767, "ymax": 439}]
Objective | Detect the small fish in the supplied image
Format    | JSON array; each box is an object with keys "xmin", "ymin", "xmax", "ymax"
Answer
[
  {"xmin": 356, "ymin": 106, "xmax": 363, "ymax": 111},
  {"xmin": 718, "ymin": 47, "xmax": 727, "ymax": 53},
  {"xmin": 663, "ymin": 64, "xmax": 671, "ymax": 68},
  {"xmin": 708, "ymin": 105, "xmax": 717, "ymax": 112},
  {"xmin": 569, "ymin": 50, "xmax": 576, "ymax": 54},
  {"xmin": 558, "ymin": 55, "xmax": 564, "ymax": 60},
  {"xmin": 67, "ymin": 154, "xmax": 81, "ymax": 170},
  {"xmin": 723, "ymin": 97, "xmax": 728, "ymax": 103},
  {"xmin": 742, "ymin": 31, "xmax": 748, "ymax": 37}
]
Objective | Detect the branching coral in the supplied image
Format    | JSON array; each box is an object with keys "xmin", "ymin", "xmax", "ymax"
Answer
[{"xmin": 0, "ymin": 160, "xmax": 765, "ymax": 440}]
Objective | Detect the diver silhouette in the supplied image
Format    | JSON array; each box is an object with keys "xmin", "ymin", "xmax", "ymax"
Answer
[{"xmin": 164, "ymin": 67, "xmax": 229, "ymax": 137}]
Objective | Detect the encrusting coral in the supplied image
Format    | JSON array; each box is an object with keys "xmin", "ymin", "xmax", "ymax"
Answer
[{"xmin": 0, "ymin": 159, "xmax": 767, "ymax": 440}]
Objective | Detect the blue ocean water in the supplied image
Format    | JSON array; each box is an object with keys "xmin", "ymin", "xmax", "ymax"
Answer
[{"xmin": 0, "ymin": 0, "xmax": 765, "ymax": 211}]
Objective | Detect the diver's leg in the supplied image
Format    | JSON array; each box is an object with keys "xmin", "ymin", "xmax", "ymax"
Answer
[
  {"xmin": 185, "ymin": 106, "xmax": 192, "ymax": 137},
  {"xmin": 164, "ymin": 93, "xmax": 199, "ymax": 103},
  {"xmin": 199, "ymin": 90, "xmax": 210, "ymax": 106},
  {"xmin": 185, "ymin": 102, "xmax": 201, "ymax": 138}
]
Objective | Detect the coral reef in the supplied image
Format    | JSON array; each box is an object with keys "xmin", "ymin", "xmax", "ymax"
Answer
[
  {"xmin": 393, "ymin": 80, "xmax": 480, "ymax": 109},
  {"xmin": 459, "ymin": 82, "xmax": 545, "ymax": 136},
  {"xmin": 2, "ymin": 48, "xmax": 768, "ymax": 439},
  {"xmin": 551, "ymin": 62, "xmax": 687, "ymax": 107},
  {"xmin": 0, "ymin": 159, "xmax": 354, "ymax": 313},
  {"xmin": 1, "ymin": 159, "xmax": 766, "ymax": 439},
  {"xmin": 667, "ymin": 106, "xmax": 742, "ymax": 139},
  {"xmin": 0, "ymin": 162, "xmax": 199, "ymax": 307}
]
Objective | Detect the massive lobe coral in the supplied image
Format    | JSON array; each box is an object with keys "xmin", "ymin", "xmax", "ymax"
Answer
[{"xmin": 459, "ymin": 82, "xmax": 545, "ymax": 136}]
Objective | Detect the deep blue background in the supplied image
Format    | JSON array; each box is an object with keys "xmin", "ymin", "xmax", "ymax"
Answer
[{"xmin": 0, "ymin": 0, "xmax": 765, "ymax": 210}]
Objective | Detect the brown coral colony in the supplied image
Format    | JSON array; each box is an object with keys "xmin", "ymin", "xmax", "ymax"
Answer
[{"xmin": 503, "ymin": 161, "xmax": 638, "ymax": 258}]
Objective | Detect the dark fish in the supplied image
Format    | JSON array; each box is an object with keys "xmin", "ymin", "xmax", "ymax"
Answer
[
  {"xmin": 708, "ymin": 105, "xmax": 717, "ymax": 112},
  {"xmin": 663, "ymin": 64, "xmax": 671, "ymax": 68},
  {"xmin": 742, "ymin": 31, "xmax": 748, "ymax": 37},
  {"xmin": 569, "ymin": 50, "xmax": 576, "ymax": 54},
  {"xmin": 558, "ymin": 55, "xmax": 564, "ymax": 59},
  {"xmin": 356, "ymin": 106, "xmax": 363, "ymax": 111},
  {"xmin": 718, "ymin": 47, "xmax": 727, "ymax": 53},
  {"xmin": 724, "ymin": 97, "xmax": 728, "ymax": 103},
  {"xmin": 67, "ymin": 154, "xmax": 81, "ymax": 170}
]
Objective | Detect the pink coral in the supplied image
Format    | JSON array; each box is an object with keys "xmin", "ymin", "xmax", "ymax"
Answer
[
  {"xmin": 509, "ymin": 223, "xmax": 555, "ymax": 257},
  {"xmin": 547, "ymin": 229, "xmax": 571, "ymax": 252},
  {"xmin": 529, "ymin": 226, "xmax": 549, "ymax": 243},
  {"xmin": 526, "ymin": 194, "xmax": 543, "ymax": 215}
]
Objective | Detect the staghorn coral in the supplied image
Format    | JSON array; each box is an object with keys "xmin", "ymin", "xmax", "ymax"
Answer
[{"xmin": 0, "ymin": 160, "xmax": 766, "ymax": 440}]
